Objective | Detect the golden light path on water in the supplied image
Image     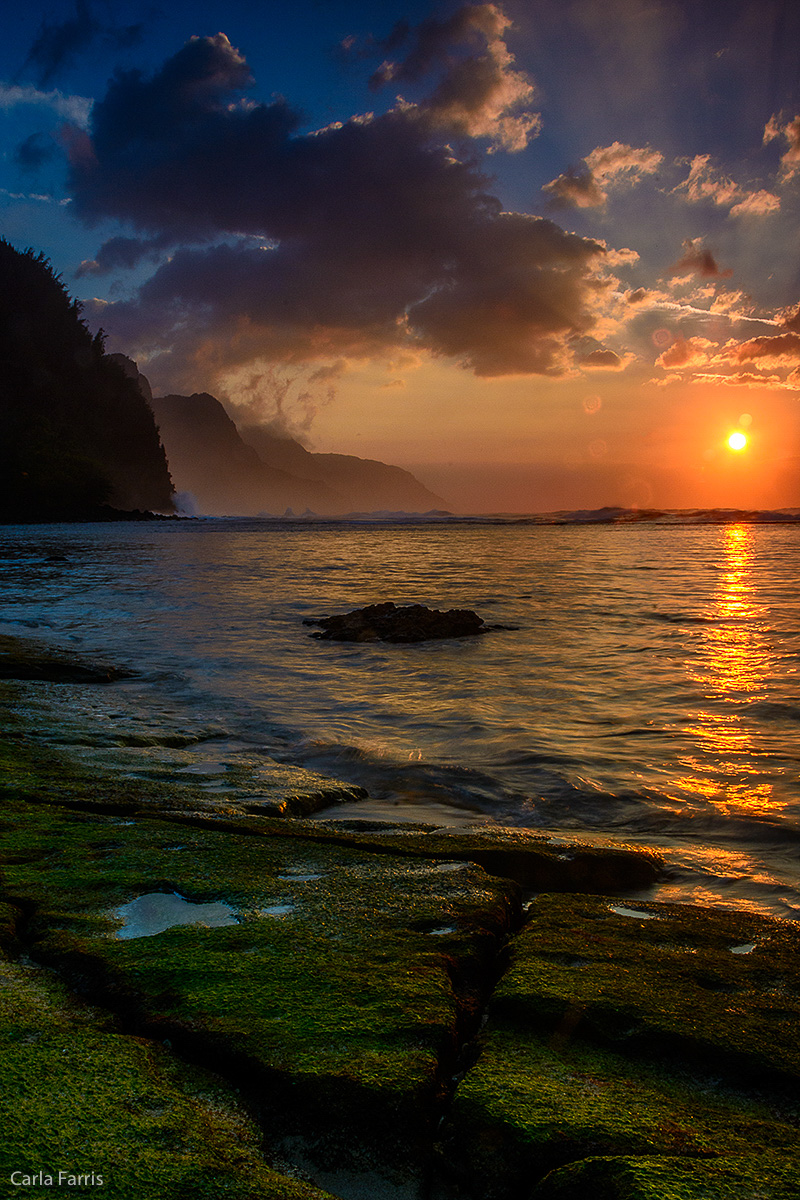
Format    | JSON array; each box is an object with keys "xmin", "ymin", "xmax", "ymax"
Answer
[{"xmin": 672, "ymin": 524, "xmax": 779, "ymax": 818}]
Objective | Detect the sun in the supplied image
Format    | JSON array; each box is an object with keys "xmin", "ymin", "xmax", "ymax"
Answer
[{"xmin": 727, "ymin": 431, "xmax": 748, "ymax": 451}]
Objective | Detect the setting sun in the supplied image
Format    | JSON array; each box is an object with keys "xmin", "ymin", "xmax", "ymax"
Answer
[{"xmin": 728, "ymin": 431, "xmax": 748, "ymax": 451}]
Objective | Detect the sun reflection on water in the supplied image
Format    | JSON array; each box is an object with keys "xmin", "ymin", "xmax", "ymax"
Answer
[{"xmin": 672, "ymin": 525, "xmax": 780, "ymax": 816}]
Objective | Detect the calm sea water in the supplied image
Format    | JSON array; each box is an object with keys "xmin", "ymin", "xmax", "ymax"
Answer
[{"xmin": 2, "ymin": 519, "xmax": 799, "ymax": 919}]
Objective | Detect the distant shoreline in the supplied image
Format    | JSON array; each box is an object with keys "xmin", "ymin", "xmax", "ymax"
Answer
[{"xmin": 4, "ymin": 504, "xmax": 800, "ymax": 526}]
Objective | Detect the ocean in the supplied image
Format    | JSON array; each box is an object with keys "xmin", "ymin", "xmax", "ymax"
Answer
[{"xmin": 2, "ymin": 517, "xmax": 799, "ymax": 919}]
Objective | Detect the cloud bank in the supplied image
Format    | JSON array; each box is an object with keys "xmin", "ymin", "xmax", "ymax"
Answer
[
  {"xmin": 72, "ymin": 26, "xmax": 610, "ymax": 383},
  {"xmin": 367, "ymin": 3, "xmax": 540, "ymax": 152}
]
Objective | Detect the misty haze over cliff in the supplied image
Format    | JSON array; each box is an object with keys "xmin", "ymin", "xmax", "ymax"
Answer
[{"xmin": 110, "ymin": 356, "xmax": 446, "ymax": 516}]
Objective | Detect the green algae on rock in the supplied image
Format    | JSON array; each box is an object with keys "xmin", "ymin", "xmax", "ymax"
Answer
[
  {"xmin": 530, "ymin": 1154, "xmax": 800, "ymax": 1200},
  {"xmin": 443, "ymin": 893, "xmax": 800, "ymax": 1199},
  {"xmin": 0, "ymin": 729, "xmax": 365, "ymax": 821},
  {"xmin": 0, "ymin": 950, "xmax": 335, "ymax": 1199},
  {"xmin": 0, "ymin": 794, "xmax": 519, "ymax": 1184},
  {"xmin": 492, "ymin": 893, "xmax": 800, "ymax": 1086},
  {"xmin": 134, "ymin": 813, "xmax": 664, "ymax": 894},
  {"xmin": 290, "ymin": 823, "xmax": 664, "ymax": 891}
]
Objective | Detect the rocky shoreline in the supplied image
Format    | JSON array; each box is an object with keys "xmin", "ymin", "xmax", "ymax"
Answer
[{"xmin": 0, "ymin": 637, "xmax": 798, "ymax": 1199}]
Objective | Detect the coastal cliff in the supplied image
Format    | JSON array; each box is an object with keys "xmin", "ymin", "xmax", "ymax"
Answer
[
  {"xmin": 0, "ymin": 241, "xmax": 174, "ymax": 521},
  {"xmin": 149, "ymin": 390, "xmax": 446, "ymax": 516}
]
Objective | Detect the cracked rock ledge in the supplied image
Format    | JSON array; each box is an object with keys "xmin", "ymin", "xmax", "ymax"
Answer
[{"xmin": 0, "ymin": 681, "xmax": 798, "ymax": 1200}]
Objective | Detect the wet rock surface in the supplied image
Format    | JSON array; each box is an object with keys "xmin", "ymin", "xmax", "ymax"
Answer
[
  {"xmin": 304, "ymin": 601, "xmax": 493, "ymax": 642},
  {"xmin": 0, "ymin": 633, "xmax": 133, "ymax": 683},
  {"xmin": 444, "ymin": 893, "xmax": 800, "ymax": 1199},
  {"xmin": 0, "ymin": 705, "xmax": 798, "ymax": 1199}
]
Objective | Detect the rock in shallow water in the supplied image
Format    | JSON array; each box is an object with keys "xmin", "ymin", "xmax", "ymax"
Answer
[
  {"xmin": 0, "ymin": 633, "xmax": 133, "ymax": 683},
  {"xmin": 304, "ymin": 601, "xmax": 492, "ymax": 642}
]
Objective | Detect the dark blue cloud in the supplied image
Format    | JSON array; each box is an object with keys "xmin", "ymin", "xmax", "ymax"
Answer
[
  {"xmin": 21, "ymin": 0, "xmax": 147, "ymax": 87},
  {"xmin": 12, "ymin": 132, "xmax": 58, "ymax": 172},
  {"xmin": 71, "ymin": 28, "xmax": 605, "ymax": 378}
]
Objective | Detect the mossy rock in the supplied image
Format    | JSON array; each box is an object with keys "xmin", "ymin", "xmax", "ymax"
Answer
[
  {"xmin": 0, "ymin": 796, "xmax": 518, "ymax": 1178},
  {"xmin": 288, "ymin": 824, "xmax": 664, "ymax": 891},
  {"xmin": 530, "ymin": 1154, "xmax": 800, "ymax": 1200},
  {"xmin": 442, "ymin": 894, "xmax": 800, "ymax": 1199},
  {"xmin": 493, "ymin": 893, "xmax": 800, "ymax": 1085},
  {"xmin": 445, "ymin": 1021, "xmax": 800, "ymax": 1198},
  {"xmin": 0, "ymin": 953, "xmax": 335, "ymax": 1199},
  {"xmin": 145, "ymin": 817, "xmax": 664, "ymax": 893},
  {"xmin": 0, "ymin": 731, "xmax": 365, "ymax": 820}
]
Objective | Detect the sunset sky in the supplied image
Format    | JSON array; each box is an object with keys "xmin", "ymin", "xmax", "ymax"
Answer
[{"xmin": 2, "ymin": 0, "xmax": 799, "ymax": 512}]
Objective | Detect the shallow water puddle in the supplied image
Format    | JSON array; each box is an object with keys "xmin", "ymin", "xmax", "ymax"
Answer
[
  {"xmin": 261, "ymin": 904, "xmax": 296, "ymax": 918},
  {"xmin": 731, "ymin": 942, "xmax": 757, "ymax": 954},
  {"xmin": 609, "ymin": 905, "xmax": 656, "ymax": 920},
  {"xmin": 176, "ymin": 760, "xmax": 227, "ymax": 775},
  {"xmin": 112, "ymin": 892, "xmax": 238, "ymax": 939}
]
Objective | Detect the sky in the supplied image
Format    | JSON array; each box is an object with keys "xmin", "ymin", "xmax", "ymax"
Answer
[{"xmin": 2, "ymin": 0, "xmax": 800, "ymax": 513}]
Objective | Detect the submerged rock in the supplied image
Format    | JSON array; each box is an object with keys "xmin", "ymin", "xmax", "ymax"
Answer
[
  {"xmin": 304, "ymin": 601, "xmax": 492, "ymax": 642},
  {"xmin": 0, "ymin": 633, "xmax": 133, "ymax": 683}
]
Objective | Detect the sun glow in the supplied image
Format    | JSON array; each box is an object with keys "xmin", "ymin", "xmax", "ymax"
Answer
[{"xmin": 727, "ymin": 431, "xmax": 748, "ymax": 451}]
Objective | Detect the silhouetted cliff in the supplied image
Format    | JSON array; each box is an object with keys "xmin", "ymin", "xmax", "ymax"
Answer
[
  {"xmin": 151, "ymin": 394, "xmax": 341, "ymax": 515},
  {"xmin": 241, "ymin": 427, "xmax": 447, "ymax": 514},
  {"xmin": 0, "ymin": 241, "xmax": 174, "ymax": 521},
  {"xmin": 151, "ymin": 392, "xmax": 446, "ymax": 515}
]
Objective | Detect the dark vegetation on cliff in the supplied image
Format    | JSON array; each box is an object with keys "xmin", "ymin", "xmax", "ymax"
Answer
[{"xmin": 0, "ymin": 240, "xmax": 174, "ymax": 521}]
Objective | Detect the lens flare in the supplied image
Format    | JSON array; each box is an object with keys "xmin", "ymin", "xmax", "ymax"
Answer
[{"xmin": 727, "ymin": 431, "xmax": 747, "ymax": 451}]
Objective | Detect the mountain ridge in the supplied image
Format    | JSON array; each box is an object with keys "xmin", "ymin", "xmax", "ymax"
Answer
[{"xmin": 138, "ymin": 382, "xmax": 446, "ymax": 516}]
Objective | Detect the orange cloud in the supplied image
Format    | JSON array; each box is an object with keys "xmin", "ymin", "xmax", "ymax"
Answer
[
  {"xmin": 778, "ymin": 303, "xmax": 800, "ymax": 333},
  {"xmin": 728, "ymin": 190, "xmax": 780, "ymax": 218},
  {"xmin": 693, "ymin": 371, "xmax": 784, "ymax": 388},
  {"xmin": 764, "ymin": 114, "xmax": 800, "ymax": 177},
  {"xmin": 542, "ymin": 166, "xmax": 604, "ymax": 208},
  {"xmin": 656, "ymin": 336, "xmax": 715, "ymax": 370},
  {"xmin": 372, "ymin": 3, "xmax": 540, "ymax": 152},
  {"xmin": 543, "ymin": 142, "xmax": 662, "ymax": 208},
  {"xmin": 723, "ymin": 332, "xmax": 800, "ymax": 365},
  {"xmin": 674, "ymin": 155, "xmax": 738, "ymax": 206},
  {"xmin": 674, "ymin": 155, "xmax": 779, "ymax": 218}
]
